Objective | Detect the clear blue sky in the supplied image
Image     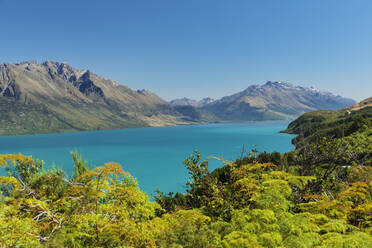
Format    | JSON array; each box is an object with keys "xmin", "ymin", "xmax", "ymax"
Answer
[{"xmin": 1, "ymin": 0, "xmax": 371, "ymax": 101}]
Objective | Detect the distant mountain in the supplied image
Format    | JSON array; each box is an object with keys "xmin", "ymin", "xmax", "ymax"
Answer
[
  {"xmin": 201, "ymin": 81, "xmax": 356, "ymax": 121},
  {"xmin": 170, "ymin": 98, "xmax": 199, "ymax": 107},
  {"xmin": 170, "ymin": 97, "xmax": 215, "ymax": 107},
  {"xmin": 198, "ymin": 97, "xmax": 215, "ymax": 107},
  {"xmin": 0, "ymin": 61, "xmax": 214, "ymax": 135}
]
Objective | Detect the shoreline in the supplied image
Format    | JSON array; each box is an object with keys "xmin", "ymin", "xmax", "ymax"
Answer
[{"xmin": 0, "ymin": 119, "xmax": 295, "ymax": 138}]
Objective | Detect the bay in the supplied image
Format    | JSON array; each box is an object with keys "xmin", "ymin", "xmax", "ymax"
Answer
[{"xmin": 0, "ymin": 121, "xmax": 295, "ymax": 194}]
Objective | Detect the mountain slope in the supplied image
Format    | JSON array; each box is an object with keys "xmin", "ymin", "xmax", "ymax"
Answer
[
  {"xmin": 282, "ymin": 96, "xmax": 372, "ymax": 147},
  {"xmin": 347, "ymin": 97, "xmax": 372, "ymax": 111},
  {"xmin": 0, "ymin": 61, "xmax": 212, "ymax": 135},
  {"xmin": 0, "ymin": 62, "xmax": 357, "ymax": 135},
  {"xmin": 202, "ymin": 81, "xmax": 355, "ymax": 121}
]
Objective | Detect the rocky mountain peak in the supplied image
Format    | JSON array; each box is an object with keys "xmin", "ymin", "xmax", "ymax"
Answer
[
  {"xmin": 199, "ymin": 97, "xmax": 215, "ymax": 106},
  {"xmin": 42, "ymin": 61, "xmax": 78, "ymax": 82},
  {"xmin": 60, "ymin": 64, "xmax": 78, "ymax": 82},
  {"xmin": 79, "ymin": 70, "xmax": 91, "ymax": 80},
  {"xmin": 264, "ymin": 81, "xmax": 293, "ymax": 88},
  {"xmin": 170, "ymin": 97, "xmax": 215, "ymax": 107},
  {"xmin": 169, "ymin": 98, "xmax": 198, "ymax": 107}
]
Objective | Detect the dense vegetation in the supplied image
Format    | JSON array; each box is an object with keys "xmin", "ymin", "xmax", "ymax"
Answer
[
  {"xmin": 283, "ymin": 106, "xmax": 372, "ymax": 148},
  {"xmin": 0, "ymin": 107, "xmax": 371, "ymax": 247}
]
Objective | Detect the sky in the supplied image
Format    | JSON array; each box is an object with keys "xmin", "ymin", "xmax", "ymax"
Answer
[{"xmin": 0, "ymin": 0, "xmax": 371, "ymax": 101}]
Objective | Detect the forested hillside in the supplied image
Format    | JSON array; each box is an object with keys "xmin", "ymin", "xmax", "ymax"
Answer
[
  {"xmin": 0, "ymin": 102, "xmax": 371, "ymax": 247},
  {"xmin": 283, "ymin": 102, "xmax": 372, "ymax": 159}
]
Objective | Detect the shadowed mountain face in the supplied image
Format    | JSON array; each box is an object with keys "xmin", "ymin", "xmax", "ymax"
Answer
[
  {"xmin": 0, "ymin": 61, "xmax": 215, "ymax": 135},
  {"xmin": 200, "ymin": 81, "xmax": 356, "ymax": 121}
]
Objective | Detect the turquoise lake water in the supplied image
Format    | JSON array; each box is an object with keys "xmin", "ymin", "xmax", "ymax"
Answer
[{"xmin": 0, "ymin": 121, "xmax": 295, "ymax": 194}]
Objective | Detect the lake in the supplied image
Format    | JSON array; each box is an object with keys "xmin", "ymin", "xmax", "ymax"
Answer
[{"xmin": 0, "ymin": 121, "xmax": 295, "ymax": 194}]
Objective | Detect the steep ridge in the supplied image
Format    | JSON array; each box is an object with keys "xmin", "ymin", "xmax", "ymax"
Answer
[{"xmin": 0, "ymin": 61, "xmax": 213, "ymax": 135}]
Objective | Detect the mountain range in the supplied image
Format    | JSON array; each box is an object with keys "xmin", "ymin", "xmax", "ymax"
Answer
[
  {"xmin": 0, "ymin": 61, "xmax": 355, "ymax": 135},
  {"xmin": 0, "ymin": 61, "xmax": 215, "ymax": 135},
  {"xmin": 172, "ymin": 81, "xmax": 355, "ymax": 121}
]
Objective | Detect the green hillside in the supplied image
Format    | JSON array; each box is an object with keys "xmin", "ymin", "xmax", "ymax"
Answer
[{"xmin": 283, "ymin": 106, "xmax": 372, "ymax": 148}]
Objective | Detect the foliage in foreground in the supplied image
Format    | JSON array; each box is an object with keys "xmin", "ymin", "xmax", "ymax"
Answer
[
  {"xmin": 0, "ymin": 107, "xmax": 371, "ymax": 247},
  {"xmin": 0, "ymin": 148, "xmax": 371, "ymax": 247}
]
